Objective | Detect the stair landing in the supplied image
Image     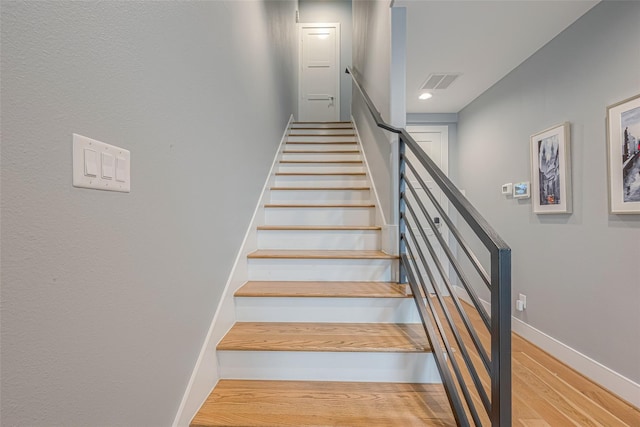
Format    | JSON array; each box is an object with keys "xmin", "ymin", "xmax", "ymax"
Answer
[{"xmin": 190, "ymin": 379, "xmax": 456, "ymax": 427}]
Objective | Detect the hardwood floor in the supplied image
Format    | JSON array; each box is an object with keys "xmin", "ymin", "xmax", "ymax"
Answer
[
  {"xmin": 510, "ymin": 333, "xmax": 640, "ymax": 426},
  {"xmin": 195, "ymin": 294, "xmax": 640, "ymax": 426},
  {"xmin": 235, "ymin": 281, "xmax": 407, "ymax": 298},
  {"xmin": 247, "ymin": 250, "xmax": 397, "ymax": 260},
  {"xmin": 256, "ymin": 226, "xmax": 381, "ymax": 231},
  {"xmin": 217, "ymin": 322, "xmax": 430, "ymax": 352},
  {"xmin": 264, "ymin": 203, "xmax": 375, "ymax": 208},
  {"xmin": 191, "ymin": 119, "xmax": 639, "ymax": 425},
  {"xmin": 441, "ymin": 297, "xmax": 640, "ymax": 426},
  {"xmin": 191, "ymin": 380, "xmax": 456, "ymax": 427}
]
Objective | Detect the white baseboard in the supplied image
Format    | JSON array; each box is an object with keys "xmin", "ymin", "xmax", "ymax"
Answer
[
  {"xmin": 453, "ymin": 286, "xmax": 640, "ymax": 408},
  {"xmin": 172, "ymin": 116, "xmax": 294, "ymax": 427},
  {"xmin": 351, "ymin": 116, "xmax": 393, "ymax": 253},
  {"xmin": 511, "ymin": 317, "xmax": 640, "ymax": 408}
]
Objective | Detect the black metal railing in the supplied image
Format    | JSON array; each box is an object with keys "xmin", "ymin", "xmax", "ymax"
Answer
[{"xmin": 346, "ymin": 67, "xmax": 511, "ymax": 426}]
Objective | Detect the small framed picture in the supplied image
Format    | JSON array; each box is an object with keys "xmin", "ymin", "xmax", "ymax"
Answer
[
  {"xmin": 530, "ymin": 123, "xmax": 572, "ymax": 214},
  {"xmin": 606, "ymin": 94, "xmax": 640, "ymax": 214}
]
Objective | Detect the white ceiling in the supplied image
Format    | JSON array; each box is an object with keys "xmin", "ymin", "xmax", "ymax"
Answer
[{"xmin": 396, "ymin": 0, "xmax": 600, "ymax": 114}]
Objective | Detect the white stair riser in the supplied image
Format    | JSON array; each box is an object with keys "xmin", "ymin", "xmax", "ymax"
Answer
[
  {"xmin": 247, "ymin": 258, "xmax": 394, "ymax": 281},
  {"xmin": 288, "ymin": 136, "xmax": 357, "ymax": 143},
  {"xmin": 235, "ymin": 297, "xmax": 420, "ymax": 323},
  {"xmin": 274, "ymin": 175, "xmax": 367, "ymax": 187},
  {"xmin": 270, "ymin": 189, "xmax": 371, "ymax": 203},
  {"xmin": 257, "ymin": 229, "xmax": 380, "ymax": 250},
  {"xmin": 278, "ymin": 164, "xmax": 364, "ymax": 173},
  {"xmin": 289, "ymin": 129, "xmax": 355, "ymax": 135},
  {"xmin": 218, "ymin": 351, "xmax": 440, "ymax": 383},
  {"xmin": 265, "ymin": 207, "xmax": 374, "ymax": 226},
  {"xmin": 282, "ymin": 153, "xmax": 361, "ymax": 162},
  {"xmin": 285, "ymin": 143, "xmax": 358, "ymax": 151}
]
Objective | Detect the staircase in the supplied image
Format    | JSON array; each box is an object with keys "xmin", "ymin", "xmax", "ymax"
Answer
[{"xmin": 190, "ymin": 122, "xmax": 456, "ymax": 426}]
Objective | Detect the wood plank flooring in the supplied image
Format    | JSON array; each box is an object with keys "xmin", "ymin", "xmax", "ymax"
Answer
[
  {"xmin": 190, "ymin": 380, "xmax": 456, "ymax": 427},
  {"xmin": 269, "ymin": 186, "xmax": 370, "ymax": 191},
  {"xmin": 264, "ymin": 203, "xmax": 375, "ymax": 208},
  {"xmin": 438, "ymin": 297, "xmax": 640, "ymax": 426},
  {"xmin": 284, "ymin": 141, "xmax": 358, "ymax": 145},
  {"xmin": 274, "ymin": 172, "xmax": 365, "ymax": 176},
  {"xmin": 217, "ymin": 322, "xmax": 430, "ymax": 352},
  {"xmin": 235, "ymin": 281, "xmax": 409, "ymax": 298},
  {"xmin": 279, "ymin": 160, "xmax": 363, "ymax": 164},
  {"xmin": 247, "ymin": 250, "xmax": 397, "ymax": 260},
  {"xmin": 256, "ymin": 225, "xmax": 381, "ymax": 231},
  {"xmin": 200, "ymin": 298, "xmax": 640, "ymax": 426},
  {"xmin": 283, "ymin": 150, "xmax": 361, "ymax": 154}
]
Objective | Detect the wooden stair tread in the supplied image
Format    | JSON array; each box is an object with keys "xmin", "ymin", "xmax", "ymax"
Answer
[
  {"xmin": 293, "ymin": 121, "xmax": 353, "ymax": 124},
  {"xmin": 264, "ymin": 203, "xmax": 375, "ymax": 208},
  {"xmin": 280, "ymin": 160, "xmax": 362, "ymax": 164},
  {"xmin": 289, "ymin": 133, "xmax": 356, "ymax": 137},
  {"xmin": 217, "ymin": 322, "xmax": 430, "ymax": 352},
  {"xmin": 247, "ymin": 250, "xmax": 397, "ymax": 259},
  {"xmin": 257, "ymin": 225, "xmax": 380, "ymax": 230},
  {"xmin": 270, "ymin": 186, "xmax": 370, "ymax": 191},
  {"xmin": 190, "ymin": 379, "xmax": 455, "ymax": 427},
  {"xmin": 288, "ymin": 127, "xmax": 354, "ymax": 131},
  {"xmin": 286, "ymin": 141, "xmax": 357, "ymax": 144},
  {"xmin": 235, "ymin": 281, "xmax": 409, "ymax": 298},
  {"xmin": 275, "ymin": 171, "xmax": 365, "ymax": 176},
  {"xmin": 283, "ymin": 149, "xmax": 360, "ymax": 153}
]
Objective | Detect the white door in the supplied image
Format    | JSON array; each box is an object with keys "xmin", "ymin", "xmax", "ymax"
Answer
[
  {"xmin": 404, "ymin": 126, "xmax": 449, "ymax": 294},
  {"xmin": 298, "ymin": 23, "xmax": 340, "ymax": 122}
]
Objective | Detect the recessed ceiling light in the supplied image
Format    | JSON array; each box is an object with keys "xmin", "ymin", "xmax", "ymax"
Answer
[{"xmin": 419, "ymin": 92, "xmax": 433, "ymax": 100}]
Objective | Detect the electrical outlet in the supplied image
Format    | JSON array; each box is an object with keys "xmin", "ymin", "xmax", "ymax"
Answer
[{"xmin": 518, "ymin": 293, "xmax": 527, "ymax": 309}]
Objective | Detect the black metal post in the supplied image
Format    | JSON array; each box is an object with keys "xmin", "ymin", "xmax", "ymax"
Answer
[
  {"xmin": 491, "ymin": 248, "xmax": 512, "ymax": 426},
  {"xmin": 398, "ymin": 137, "xmax": 407, "ymax": 284}
]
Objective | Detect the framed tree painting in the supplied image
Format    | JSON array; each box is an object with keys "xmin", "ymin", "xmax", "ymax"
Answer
[
  {"xmin": 530, "ymin": 122, "xmax": 572, "ymax": 214},
  {"xmin": 607, "ymin": 94, "xmax": 640, "ymax": 214}
]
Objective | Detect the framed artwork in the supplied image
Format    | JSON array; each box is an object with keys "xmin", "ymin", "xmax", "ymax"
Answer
[
  {"xmin": 606, "ymin": 94, "xmax": 640, "ymax": 214},
  {"xmin": 530, "ymin": 122, "xmax": 572, "ymax": 214}
]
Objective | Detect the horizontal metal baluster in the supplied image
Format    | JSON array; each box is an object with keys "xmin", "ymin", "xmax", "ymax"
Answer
[
  {"xmin": 403, "ymin": 156, "xmax": 491, "ymax": 327},
  {"xmin": 403, "ymin": 180, "xmax": 491, "ymax": 371},
  {"xmin": 400, "ymin": 130, "xmax": 510, "ymax": 253},
  {"xmin": 402, "ymin": 242, "xmax": 482, "ymax": 427},
  {"xmin": 400, "ymin": 250, "xmax": 471, "ymax": 427},
  {"xmin": 402, "ymin": 153, "xmax": 491, "ymax": 290},
  {"xmin": 347, "ymin": 66, "xmax": 511, "ymax": 427},
  {"xmin": 402, "ymin": 218, "xmax": 490, "ymax": 417}
]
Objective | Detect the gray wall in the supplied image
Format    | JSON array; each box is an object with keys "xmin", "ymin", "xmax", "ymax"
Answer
[
  {"xmin": 352, "ymin": 0, "xmax": 394, "ymax": 222},
  {"xmin": 456, "ymin": 1, "xmax": 640, "ymax": 382},
  {"xmin": 299, "ymin": 0, "xmax": 352, "ymax": 122},
  {"xmin": 0, "ymin": 1, "xmax": 297, "ymax": 425}
]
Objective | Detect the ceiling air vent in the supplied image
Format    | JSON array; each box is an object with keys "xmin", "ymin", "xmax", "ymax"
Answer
[{"xmin": 421, "ymin": 73, "xmax": 461, "ymax": 90}]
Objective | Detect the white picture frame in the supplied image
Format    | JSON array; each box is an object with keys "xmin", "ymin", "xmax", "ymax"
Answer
[
  {"xmin": 606, "ymin": 94, "xmax": 640, "ymax": 214},
  {"xmin": 530, "ymin": 123, "xmax": 572, "ymax": 214}
]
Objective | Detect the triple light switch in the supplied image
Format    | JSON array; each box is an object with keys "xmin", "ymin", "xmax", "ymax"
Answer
[{"xmin": 73, "ymin": 134, "xmax": 130, "ymax": 192}]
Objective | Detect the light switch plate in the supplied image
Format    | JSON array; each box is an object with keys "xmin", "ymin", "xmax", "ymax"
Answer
[{"xmin": 73, "ymin": 134, "xmax": 130, "ymax": 192}]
